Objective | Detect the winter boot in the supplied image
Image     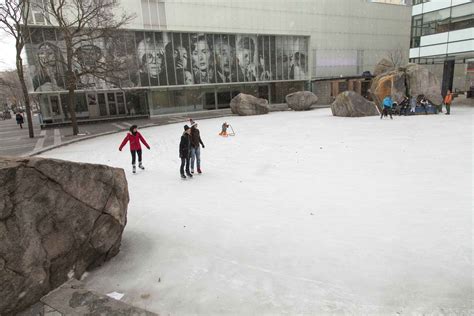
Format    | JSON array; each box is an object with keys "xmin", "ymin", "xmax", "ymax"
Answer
[
  {"xmin": 191, "ymin": 169, "xmax": 194, "ymax": 174},
  {"xmin": 186, "ymin": 172, "xmax": 193, "ymax": 178},
  {"xmin": 132, "ymin": 165, "xmax": 136, "ymax": 174},
  {"xmin": 197, "ymin": 168, "xmax": 202, "ymax": 174},
  {"xmin": 139, "ymin": 162, "xmax": 145, "ymax": 170},
  {"xmin": 181, "ymin": 174, "xmax": 186, "ymax": 179}
]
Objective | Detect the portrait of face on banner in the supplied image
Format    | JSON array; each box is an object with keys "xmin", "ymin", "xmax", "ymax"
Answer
[{"xmin": 25, "ymin": 27, "xmax": 309, "ymax": 91}]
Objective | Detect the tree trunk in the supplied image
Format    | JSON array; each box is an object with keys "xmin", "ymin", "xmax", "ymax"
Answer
[
  {"xmin": 68, "ymin": 85, "xmax": 79, "ymax": 135},
  {"xmin": 65, "ymin": 42, "xmax": 79, "ymax": 136},
  {"xmin": 16, "ymin": 54, "xmax": 34, "ymax": 138}
]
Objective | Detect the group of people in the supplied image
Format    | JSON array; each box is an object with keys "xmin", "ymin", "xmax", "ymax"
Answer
[
  {"xmin": 380, "ymin": 90, "xmax": 454, "ymax": 119},
  {"xmin": 119, "ymin": 119, "xmax": 205, "ymax": 179}
]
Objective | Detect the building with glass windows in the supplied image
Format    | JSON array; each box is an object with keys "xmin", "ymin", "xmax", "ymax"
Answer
[
  {"xmin": 410, "ymin": 0, "xmax": 473, "ymax": 95},
  {"xmin": 25, "ymin": 0, "xmax": 411, "ymax": 125}
]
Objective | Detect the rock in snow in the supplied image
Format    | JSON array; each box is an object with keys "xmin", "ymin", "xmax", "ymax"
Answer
[
  {"xmin": 371, "ymin": 63, "xmax": 442, "ymax": 107},
  {"xmin": 285, "ymin": 91, "xmax": 318, "ymax": 111},
  {"xmin": 331, "ymin": 91, "xmax": 380, "ymax": 117},
  {"xmin": 230, "ymin": 93, "xmax": 269, "ymax": 116},
  {"xmin": 0, "ymin": 156, "xmax": 129, "ymax": 315}
]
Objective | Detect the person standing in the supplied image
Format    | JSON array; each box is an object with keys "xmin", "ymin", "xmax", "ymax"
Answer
[
  {"xmin": 180, "ymin": 125, "xmax": 193, "ymax": 179},
  {"xmin": 381, "ymin": 95, "xmax": 393, "ymax": 119},
  {"xmin": 190, "ymin": 122, "xmax": 205, "ymax": 174},
  {"xmin": 444, "ymin": 90, "xmax": 453, "ymax": 115},
  {"xmin": 119, "ymin": 125, "xmax": 151, "ymax": 174},
  {"xmin": 16, "ymin": 112, "xmax": 24, "ymax": 129}
]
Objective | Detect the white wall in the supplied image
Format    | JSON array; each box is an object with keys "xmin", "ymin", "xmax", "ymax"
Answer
[{"xmin": 122, "ymin": 0, "xmax": 411, "ymax": 78}]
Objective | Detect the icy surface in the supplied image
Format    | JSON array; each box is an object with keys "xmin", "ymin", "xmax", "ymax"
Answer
[{"xmin": 42, "ymin": 108, "xmax": 473, "ymax": 315}]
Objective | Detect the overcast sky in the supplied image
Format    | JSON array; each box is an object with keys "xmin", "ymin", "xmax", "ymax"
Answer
[{"xmin": 0, "ymin": 32, "xmax": 19, "ymax": 71}]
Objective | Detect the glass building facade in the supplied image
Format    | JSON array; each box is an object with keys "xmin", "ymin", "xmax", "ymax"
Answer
[{"xmin": 25, "ymin": 27, "xmax": 308, "ymax": 123}]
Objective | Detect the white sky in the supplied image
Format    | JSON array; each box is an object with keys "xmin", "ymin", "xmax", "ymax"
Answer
[{"xmin": 0, "ymin": 31, "xmax": 19, "ymax": 71}]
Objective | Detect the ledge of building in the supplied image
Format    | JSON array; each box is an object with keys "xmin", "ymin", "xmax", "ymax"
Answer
[
  {"xmin": 18, "ymin": 279, "xmax": 158, "ymax": 316},
  {"xmin": 40, "ymin": 114, "xmax": 150, "ymax": 129}
]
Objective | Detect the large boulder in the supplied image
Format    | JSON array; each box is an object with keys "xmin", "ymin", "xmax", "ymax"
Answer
[
  {"xmin": 331, "ymin": 91, "xmax": 380, "ymax": 117},
  {"xmin": 370, "ymin": 69, "xmax": 407, "ymax": 110},
  {"xmin": 405, "ymin": 63, "xmax": 443, "ymax": 105},
  {"xmin": 373, "ymin": 58, "xmax": 395, "ymax": 76},
  {"xmin": 230, "ymin": 93, "xmax": 269, "ymax": 116},
  {"xmin": 0, "ymin": 157, "xmax": 129, "ymax": 315},
  {"xmin": 285, "ymin": 91, "xmax": 318, "ymax": 111},
  {"xmin": 370, "ymin": 63, "xmax": 442, "ymax": 108}
]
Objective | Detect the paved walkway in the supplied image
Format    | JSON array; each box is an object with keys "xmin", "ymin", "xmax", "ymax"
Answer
[{"xmin": 0, "ymin": 109, "xmax": 232, "ymax": 157}]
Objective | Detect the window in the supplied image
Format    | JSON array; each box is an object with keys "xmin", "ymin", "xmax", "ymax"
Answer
[
  {"xmin": 422, "ymin": 8, "xmax": 451, "ymax": 36},
  {"xmin": 411, "ymin": 15, "xmax": 423, "ymax": 48},
  {"xmin": 450, "ymin": 3, "xmax": 474, "ymax": 31}
]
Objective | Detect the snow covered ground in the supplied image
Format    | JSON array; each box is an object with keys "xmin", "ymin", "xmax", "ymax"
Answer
[{"xmin": 41, "ymin": 107, "xmax": 473, "ymax": 315}]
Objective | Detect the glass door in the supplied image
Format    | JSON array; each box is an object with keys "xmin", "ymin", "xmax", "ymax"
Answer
[
  {"xmin": 107, "ymin": 93, "xmax": 117, "ymax": 115},
  {"xmin": 116, "ymin": 92, "xmax": 127, "ymax": 115},
  {"xmin": 98, "ymin": 93, "xmax": 108, "ymax": 116}
]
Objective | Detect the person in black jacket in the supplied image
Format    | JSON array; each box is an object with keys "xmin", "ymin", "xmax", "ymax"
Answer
[
  {"xmin": 190, "ymin": 122, "xmax": 205, "ymax": 174},
  {"xmin": 179, "ymin": 125, "xmax": 193, "ymax": 179},
  {"xmin": 16, "ymin": 112, "xmax": 24, "ymax": 129}
]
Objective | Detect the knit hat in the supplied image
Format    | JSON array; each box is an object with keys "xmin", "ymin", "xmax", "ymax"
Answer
[{"xmin": 184, "ymin": 125, "xmax": 190, "ymax": 131}]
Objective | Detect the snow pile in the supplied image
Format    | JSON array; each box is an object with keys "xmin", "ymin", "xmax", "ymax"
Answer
[{"xmin": 42, "ymin": 107, "xmax": 473, "ymax": 315}]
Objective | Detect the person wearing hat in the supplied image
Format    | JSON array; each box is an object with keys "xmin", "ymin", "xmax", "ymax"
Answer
[
  {"xmin": 190, "ymin": 121, "xmax": 205, "ymax": 174},
  {"xmin": 119, "ymin": 125, "xmax": 150, "ymax": 174},
  {"xmin": 179, "ymin": 125, "xmax": 193, "ymax": 179}
]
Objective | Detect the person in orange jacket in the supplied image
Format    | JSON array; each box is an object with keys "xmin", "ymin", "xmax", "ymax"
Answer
[
  {"xmin": 119, "ymin": 125, "xmax": 151, "ymax": 174},
  {"xmin": 444, "ymin": 90, "xmax": 453, "ymax": 115}
]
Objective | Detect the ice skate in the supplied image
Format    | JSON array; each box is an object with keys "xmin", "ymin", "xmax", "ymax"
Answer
[
  {"xmin": 139, "ymin": 162, "xmax": 145, "ymax": 170},
  {"xmin": 132, "ymin": 165, "xmax": 136, "ymax": 174}
]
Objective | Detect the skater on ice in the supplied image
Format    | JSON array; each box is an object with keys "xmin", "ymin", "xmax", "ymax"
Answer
[
  {"xmin": 119, "ymin": 125, "xmax": 151, "ymax": 174},
  {"xmin": 381, "ymin": 95, "xmax": 393, "ymax": 119},
  {"xmin": 179, "ymin": 125, "xmax": 193, "ymax": 179},
  {"xmin": 190, "ymin": 121, "xmax": 205, "ymax": 174}
]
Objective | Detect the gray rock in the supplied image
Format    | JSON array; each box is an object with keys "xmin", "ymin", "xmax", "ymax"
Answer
[
  {"xmin": 370, "ymin": 63, "xmax": 442, "ymax": 108},
  {"xmin": 230, "ymin": 93, "xmax": 269, "ymax": 116},
  {"xmin": 0, "ymin": 157, "xmax": 129, "ymax": 315},
  {"xmin": 331, "ymin": 91, "xmax": 380, "ymax": 117},
  {"xmin": 405, "ymin": 63, "xmax": 442, "ymax": 105},
  {"xmin": 373, "ymin": 58, "xmax": 395, "ymax": 76},
  {"xmin": 370, "ymin": 69, "xmax": 407, "ymax": 110},
  {"xmin": 285, "ymin": 91, "xmax": 318, "ymax": 111}
]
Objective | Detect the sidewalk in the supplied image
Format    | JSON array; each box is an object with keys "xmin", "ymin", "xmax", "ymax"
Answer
[{"xmin": 0, "ymin": 109, "xmax": 232, "ymax": 157}]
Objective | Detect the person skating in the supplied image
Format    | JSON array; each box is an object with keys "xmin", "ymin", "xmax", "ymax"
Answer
[
  {"xmin": 381, "ymin": 95, "xmax": 393, "ymax": 119},
  {"xmin": 119, "ymin": 125, "xmax": 150, "ymax": 174},
  {"xmin": 16, "ymin": 112, "xmax": 24, "ymax": 129},
  {"xmin": 190, "ymin": 122, "xmax": 205, "ymax": 174},
  {"xmin": 444, "ymin": 90, "xmax": 453, "ymax": 115},
  {"xmin": 179, "ymin": 125, "xmax": 193, "ymax": 179}
]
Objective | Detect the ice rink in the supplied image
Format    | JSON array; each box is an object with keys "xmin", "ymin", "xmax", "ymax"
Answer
[{"xmin": 42, "ymin": 107, "xmax": 473, "ymax": 315}]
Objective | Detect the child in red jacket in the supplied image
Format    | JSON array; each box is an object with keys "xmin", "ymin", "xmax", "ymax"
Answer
[{"xmin": 119, "ymin": 125, "xmax": 150, "ymax": 173}]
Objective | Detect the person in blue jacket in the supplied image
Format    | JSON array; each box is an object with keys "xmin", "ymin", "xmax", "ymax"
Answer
[{"xmin": 381, "ymin": 95, "xmax": 393, "ymax": 119}]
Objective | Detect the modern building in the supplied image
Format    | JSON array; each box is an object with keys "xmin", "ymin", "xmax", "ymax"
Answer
[
  {"xmin": 409, "ymin": 0, "xmax": 473, "ymax": 96},
  {"xmin": 25, "ymin": 0, "xmax": 412, "ymax": 125}
]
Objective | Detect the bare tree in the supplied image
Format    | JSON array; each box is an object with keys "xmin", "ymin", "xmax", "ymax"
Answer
[
  {"xmin": 39, "ymin": 0, "xmax": 134, "ymax": 135},
  {"xmin": 386, "ymin": 46, "xmax": 406, "ymax": 69},
  {"xmin": 0, "ymin": 70, "xmax": 24, "ymax": 109},
  {"xmin": 0, "ymin": 0, "xmax": 35, "ymax": 138}
]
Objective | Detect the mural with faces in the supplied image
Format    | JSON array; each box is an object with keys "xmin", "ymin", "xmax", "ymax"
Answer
[{"xmin": 26, "ymin": 27, "xmax": 309, "ymax": 91}]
